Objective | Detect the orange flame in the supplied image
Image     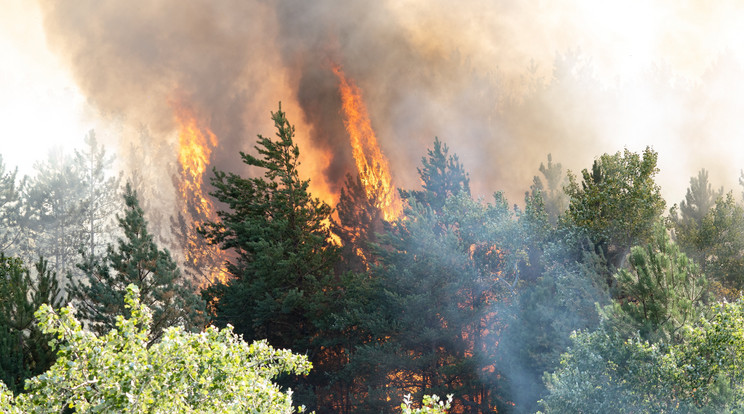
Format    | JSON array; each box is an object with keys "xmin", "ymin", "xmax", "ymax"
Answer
[
  {"xmin": 175, "ymin": 105, "xmax": 218, "ymax": 218},
  {"xmin": 333, "ymin": 65, "xmax": 402, "ymax": 221},
  {"xmin": 172, "ymin": 102, "xmax": 229, "ymax": 286}
]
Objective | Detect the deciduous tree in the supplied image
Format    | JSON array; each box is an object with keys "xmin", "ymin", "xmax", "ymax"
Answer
[
  {"xmin": 0, "ymin": 284, "xmax": 311, "ymax": 413},
  {"xmin": 564, "ymin": 147, "xmax": 665, "ymax": 270}
]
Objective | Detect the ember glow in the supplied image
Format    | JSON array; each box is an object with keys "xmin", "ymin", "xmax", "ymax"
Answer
[{"xmin": 332, "ymin": 65, "xmax": 402, "ymax": 221}]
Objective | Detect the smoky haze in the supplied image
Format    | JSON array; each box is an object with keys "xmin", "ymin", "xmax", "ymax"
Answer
[{"xmin": 37, "ymin": 0, "xmax": 744, "ymax": 209}]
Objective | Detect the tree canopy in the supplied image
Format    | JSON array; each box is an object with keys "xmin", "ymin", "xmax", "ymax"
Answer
[
  {"xmin": 0, "ymin": 284, "xmax": 311, "ymax": 413},
  {"xmin": 564, "ymin": 147, "xmax": 666, "ymax": 269}
]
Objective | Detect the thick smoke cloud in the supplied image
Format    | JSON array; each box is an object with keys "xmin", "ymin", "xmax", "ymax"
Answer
[{"xmin": 38, "ymin": 0, "xmax": 744, "ymax": 208}]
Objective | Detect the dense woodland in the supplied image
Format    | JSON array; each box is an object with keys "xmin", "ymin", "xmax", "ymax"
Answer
[{"xmin": 4, "ymin": 104, "xmax": 744, "ymax": 413}]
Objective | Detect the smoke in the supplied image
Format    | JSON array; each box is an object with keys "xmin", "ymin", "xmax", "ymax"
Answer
[
  {"xmin": 34, "ymin": 2, "xmax": 744, "ymax": 410},
  {"xmin": 37, "ymin": 0, "xmax": 744, "ymax": 207}
]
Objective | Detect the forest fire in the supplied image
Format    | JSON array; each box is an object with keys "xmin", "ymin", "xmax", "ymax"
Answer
[
  {"xmin": 174, "ymin": 104, "xmax": 218, "ymax": 218},
  {"xmin": 332, "ymin": 65, "xmax": 402, "ymax": 221},
  {"xmin": 172, "ymin": 103, "xmax": 229, "ymax": 286}
]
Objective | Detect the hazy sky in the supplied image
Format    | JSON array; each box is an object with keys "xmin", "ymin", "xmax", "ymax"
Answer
[{"xmin": 0, "ymin": 1, "xmax": 88, "ymax": 174}]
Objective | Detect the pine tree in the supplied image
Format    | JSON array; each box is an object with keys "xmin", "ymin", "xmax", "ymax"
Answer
[
  {"xmin": 344, "ymin": 139, "xmax": 521, "ymax": 413},
  {"xmin": 331, "ymin": 173, "xmax": 386, "ymax": 272},
  {"xmin": 0, "ymin": 255, "xmax": 64, "ymax": 393},
  {"xmin": 24, "ymin": 149, "xmax": 87, "ymax": 280},
  {"xmin": 0, "ymin": 155, "xmax": 23, "ymax": 255},
  {"xmin": 200, "ymin": 104, "xmax": 340, "ymax": 410},
  {"xmin": 528, "ymin": 154, "xmax": 568, "ymax": 226},
  {"xmin": 679, "ymin": 169, "xmax": 722, "ymax": 226},
  {"xmin": 613, "ymin": 221, "xmax": 707, "ymax": 342},
  {"xmin": 694, "ymin": 193, "xmax": 744, "ymax": 293},
  {"xmin": 671, "ymin": 169, "xmax": 724, "ymax": 274},
  {"xmin": 71, "ymin": 183, "xmax": 205, "ymax": 342},
  {"xmin": 400, "ymin": 137, "xmax": 470, "ymax": 214},
  {"xmin": 74, "ymin": 131, "xmax": 122, "ymax": 270}
]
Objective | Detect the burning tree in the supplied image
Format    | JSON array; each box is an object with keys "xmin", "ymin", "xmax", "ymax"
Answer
[
  {"xmin": 333, "ymin": 65, "xmax": 402, "ymax": 221},
  {"xmin": 170, "ymin": 102, "xmax": 228, "ymax": 288},
  {"xmin": 336, "ymin": 139, "xmax": 522, "ymax": 413}
]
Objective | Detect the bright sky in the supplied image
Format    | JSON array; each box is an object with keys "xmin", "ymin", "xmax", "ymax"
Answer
[{"xmin": 0, "ymin": 1, "xmax": 92, "ymax": 175}]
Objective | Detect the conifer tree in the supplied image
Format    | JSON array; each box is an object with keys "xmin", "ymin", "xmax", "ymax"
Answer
[
  {"xmin": 71, "ymin": 183, "xmax": 205, "ymax": 341},
  {"xmin": 0, "ymin": 255, "xmax": 64, "ymax": 393},
  {"xmin": 612, "ymin": 221, "xmax": 707, "ymax": 342},
  {"xmin": 678, "ymin": 169, "xmax": 722, "ymax": 226},
  {"xmin": 528, "ymin": 154, "xmax": 568, "ymax": 226},
  {"xmin": 400, "ymin": 137, "xmax": 470, "ymax": 214},
  {"xmin": 0, "ymin": 156, "xmax": 23, "ymax": 255},
  {"xmin": 694, "ymin": 193, "xmax": 744, "ymax": 292},
  {"xmin": 200, "ymin": 104, "xmax": 340, "ymax": 410},
  {"xmin": 346, "ymin": 139, "xmax": 520, "ymax": 412},
  {"xmin": 24, "ymin": 149, "xmax": 87, "ymax": 280},
  {"xmin": 74, "ymin": 131, "xmax": 122, "ymax": 269},
  {"xmin": 331, "ymin": 173, "xmax": 386, "ymax": 272}
]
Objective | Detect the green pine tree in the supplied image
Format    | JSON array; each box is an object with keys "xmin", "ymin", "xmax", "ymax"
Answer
[
  {"xmin": 74, "ymin": 131, "xmax": 122, "ymax": 269},
  {"xmin": 200, "ymin": 103, "xmax": 340, "ymax": 410},
  {"xmin": 0, "ymin": 155, "xmax": 24, "ymax": 255},
  {"xmin": 344, "ymin": 139, "xmax": 520, "ymax": 412},
  {"xmin": 612, "ymin": 221, "xmax": 707, "ymax": 342},
  {"xmin": 400, "ymin": 137, "xmax": 470, "ymax": 214},
  {"xmin": 527, "ymin": 154, "xmax": 568, "ymax": 226},
  {"xmin": 24, "ymin": 149, "xmax": 87, "ymax": 280},
  {"xmin": 71, "ymin": 183, "xmax": 206, "ymax": 342},
  {"xmin": 0, "ymin": 255, "xmax": 64, "ymax": 393}
]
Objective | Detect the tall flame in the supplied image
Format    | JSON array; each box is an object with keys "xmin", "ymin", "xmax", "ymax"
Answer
[
  {"xmin": 333, "ymin": 65, "xmax": 402, "ymax": 221},
  {"xmin": 172, "ymin": 102, "xmax": 229, "ymax": 286},
  {"xmin": 175, "ymin": 105, "xmax": 218, "ymax": 217}
]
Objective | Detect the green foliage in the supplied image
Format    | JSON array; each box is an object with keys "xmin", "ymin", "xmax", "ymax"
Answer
[
  {"xmin": 499, "ymin": 245, "xmax": 611, "ymax": 413},
  {"xmin": 675, "ymin": 169, "xmax": 722, "ymax": 232},
  {"xmin": 201, "ymin": 104, "xmax": 339, "ymax": 410},
  {"xmin": 401, "ymin": 394, "xmax": 453, "ymax": 414},
  {"xmin": 71, "ymin": 183, "xmax": 205, "ymax": 341},
  {"xmin": 400, "ymin": 137, "xmax": 470, "ymax": 214},
  {"xmin": 564, "ymin": 147, "xmax": 666, "ymax": 269},
  {"xmin": 613, "ymin": 221, "xmax": 707, "ymax": 341},
  {"xmin": 345, "ymin": 139, "xmax": 521, "ymax": 412},
  {"xmin": 24, "ymin": 149, "xmax": 87, "ymax": 278},
  {"xmin": 528, "ymin": 154, "xmax": 568, "ymax": 226},
  {"xmin": 0, "ymin": 155, "xmax": 23, "ymax": 254},
  {"xmin": 0, "ymin": 284, "xmax": 311, "ymax": 413},
  {"xmin": 539, "ymin": 328, "xmax": 665, "ymax": 413},
  {"xmin": 662, "ymin": 301, "xmax": 744, "ymax": 409},
  {"xmin": 695, "ymin": 193, "xmax": 744, "ymax": 292},
  {"xmin": 0, "ymin": 254, "xmax": 64, "ymax": 394},
  {"xmin": 75, "ymin": 131, "xmax": 122, "ymax": 267},
  {"xmin": 540, "ymin": 300, "xmax": 744, "ymax": 413}
]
